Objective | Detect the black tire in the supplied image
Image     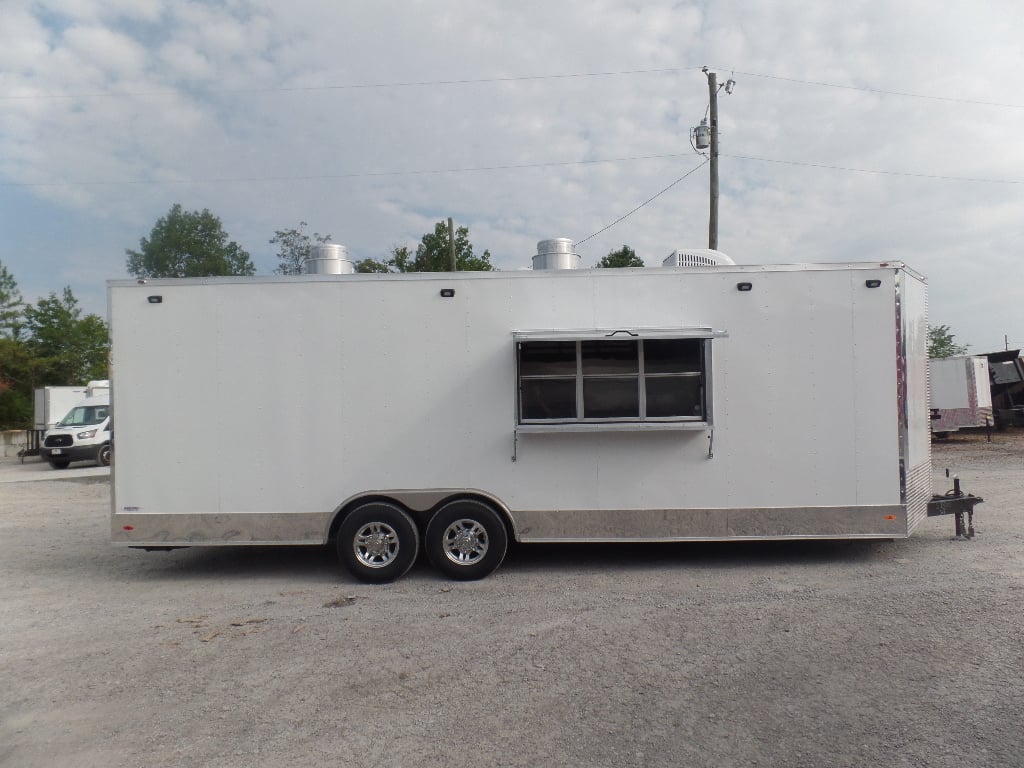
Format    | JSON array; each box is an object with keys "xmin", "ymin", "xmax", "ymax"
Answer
[
  {"xmin": 425, "ymin": 499, "xmax": 508, "ymax": 581},
  {"xmin": 337, "ymin": 502, "xmax": 419, "ymax": 584},
  {"xmin": 97, "ymin": 443, "xmax": 112, "ymax": 467},
  {"xmin": 48, "ymin": 459, "xmax": 71, "ymax": 470}
]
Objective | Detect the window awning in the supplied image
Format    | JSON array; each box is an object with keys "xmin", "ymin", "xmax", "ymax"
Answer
[{"xmin": 512, "ymin": 327, "xmax": 727, "ymax": 342}]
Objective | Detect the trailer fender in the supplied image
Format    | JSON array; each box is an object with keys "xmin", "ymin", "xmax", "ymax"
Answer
[{"xmin": 327, "ymin": 489, "xmax": 516, "ymax": 541}]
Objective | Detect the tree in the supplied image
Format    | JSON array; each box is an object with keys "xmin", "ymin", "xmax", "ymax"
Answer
[
  {"xmin": 413, "ymin": 221, "xmax": 494, "ymax": 272},
  {"xmin": 126, "ymin": 204, "xmax": 255, "ymax": 278},
  {"xmin": 270, "ymin": 222, "xmax": 332, "ymax": 276},
  {"xmin": 0, "ymin": 260, "xmax": 30, "ymax": 427},
  {"xmin": 23, "ymin": 288, "xmax": 109, "ymax": 385},
  {"xmin": 928, "ymin": 324, "xmax": 969, "ymax": 359},
  {"xmin": 356, "ymin": 222, "xmax": 494, "ymax": 273},
  {"xmin": 0, "ymin": 259, "xmax": 24, "ymax": 339},
  {"xmin": 0, "ymin": 265, "xmax": 109, "ymax": 428},
  {"xmin": 388, "ymin": 245, "xmax": 417, "ymax": 273},
  {"xmin": 354, "ymin": 258, "xmax": 392, "ymax": 274},
  {"xmin": 0, "ymin": 337, "xmax": 33, "ymax": 429},
  {"xmin": 596, "ymin": 245, "xmax": 644, "ymax": 268}
]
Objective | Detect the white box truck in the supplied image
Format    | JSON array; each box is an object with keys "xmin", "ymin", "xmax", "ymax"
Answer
[
  {"xmin": 33, "ymin": 386, "xmax": 88, "ymax": 431},
  {"xmin": 928, "ymin": 356, "xmax": 993, "ymax": 436},
  {"xmin": 109, "ymin": 251, "xmax": 932, "ymax": 582},
  {"xmin": 40, "ymin": 380, "xmax": 112, "ymax": 469}
]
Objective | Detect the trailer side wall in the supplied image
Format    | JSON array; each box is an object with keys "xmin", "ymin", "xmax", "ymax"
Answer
[{"xmin": 110, "ymin": 264, "xmax": 918, "ymax": 545}]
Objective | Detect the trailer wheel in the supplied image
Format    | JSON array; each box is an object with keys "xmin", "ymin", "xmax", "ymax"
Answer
[
  {"xmin": 48, "ymin": 459, "xmax": 71, "ymax": 469},
  {"xmin": 97, "ymin": 443, "xmax": 112, "ymax": 467},
  {"xmin": 425, "ymin": 499, "xmax": 508, "ymax": 581},
  {"xmin": 337, "ymin": 502, "xmax": 419, "ymax": 584}
]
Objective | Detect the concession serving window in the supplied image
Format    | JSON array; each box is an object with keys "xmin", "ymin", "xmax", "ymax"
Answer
[{"xmin": 514, "ymin": 328, "xmax": 722, "ymax": 432}]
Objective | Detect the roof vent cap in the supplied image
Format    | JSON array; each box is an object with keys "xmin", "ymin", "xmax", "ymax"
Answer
[
  {"xmin": 533, "ymin": 238, "xmax": 580, "ymax": 270},
  {"xmin": 662, "ymin": 248, "xmax": 736, "ymax": 267},
  {"xmin": 304, "ymin": 243, "xmax": 354, "ymax": 275}
]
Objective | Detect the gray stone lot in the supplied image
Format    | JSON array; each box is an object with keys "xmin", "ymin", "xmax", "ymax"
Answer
[{"xmin": 1, "ymin": 433, "xmax": 1021, "ymax": 767}]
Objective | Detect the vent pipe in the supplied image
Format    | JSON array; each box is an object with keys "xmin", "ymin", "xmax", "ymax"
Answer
[
  {"xmin": 532, "ymin": 238, "xmax": 580, "ymax": 270},
  {"xmin": 304, "ymin": 244, "xmax": 354, "ymax": 275}
]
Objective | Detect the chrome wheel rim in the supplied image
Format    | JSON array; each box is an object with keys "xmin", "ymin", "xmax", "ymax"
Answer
[
  {"xmin": 353, "ymin": 522, "xmax": 401, "ymax": 568},
  {"xmin": 442, "ymin": 519, "xmax": 488, "ymax": 565}
]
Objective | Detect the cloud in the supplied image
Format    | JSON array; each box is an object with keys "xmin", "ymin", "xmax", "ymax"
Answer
[
  {"xmin": 62, "ymin": 24, "xmax": 149, "ymax": 78},
  {"xmin": 1, "ymin": 0, "xmax": 1022, "ymax": 351}
]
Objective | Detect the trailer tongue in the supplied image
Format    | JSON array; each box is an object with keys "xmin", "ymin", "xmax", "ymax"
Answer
[{"xmin": 927, "ymin": 471, "xmax": 984, "ymax": 539}]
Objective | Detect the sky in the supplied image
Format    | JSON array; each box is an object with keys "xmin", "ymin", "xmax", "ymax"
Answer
[{"xmin": 2, "ymin": 0, "xmax": 1023, "ymax": 353}]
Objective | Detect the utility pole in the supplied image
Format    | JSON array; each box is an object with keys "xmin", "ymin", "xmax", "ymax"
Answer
[
  {"xmin": 696, "ymin": 68, "xmax": 734, "ymax": 251},
  {"xmin": 706, "ymin": 69, "xmax": 719, "ymax": 251}
]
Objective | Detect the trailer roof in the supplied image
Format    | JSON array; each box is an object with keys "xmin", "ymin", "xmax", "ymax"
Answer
[{"xmin": 108, "ymin": 261, "xmax": 922, "ymax": 289}]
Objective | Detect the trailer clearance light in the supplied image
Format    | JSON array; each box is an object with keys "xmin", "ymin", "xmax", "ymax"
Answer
[
  {"xmin": 122, "ymin": 526, "xmax": 134, "ymax": 530},
  {"xmin": 147, "ymin": 295, "xmax": 163, "ymax": 304},
  {"xmin": 440, "ymin": 288, "xmax": 455, "ymax": 298},
  {"xmin": 736, "ymin": 282, "xmax": 753, "ymax": 292},
  {"xmin": 865, "ymin": 280, "xmax": 882, "ymax": 288}
]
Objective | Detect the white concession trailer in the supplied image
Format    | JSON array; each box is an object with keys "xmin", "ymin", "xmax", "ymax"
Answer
[{"xmin": 109, "ymin": 255, "xmax": 932, "ymax": 582}]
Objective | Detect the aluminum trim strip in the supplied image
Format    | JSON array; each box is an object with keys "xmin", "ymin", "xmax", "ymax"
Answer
[
  {"xmin": 113, "ymin": 501, "xmax": 910, "ymax": 546},
  {"xmin": 510, "ymin": 504, "xmax": 908, "ymax": 542},
  {"xmin": 518, "ymin": 534, "xmax": 904, "ymax": 543},
  {"xmin": 112, "ymin": 512, "xmax": 329, "ymax": 546}
]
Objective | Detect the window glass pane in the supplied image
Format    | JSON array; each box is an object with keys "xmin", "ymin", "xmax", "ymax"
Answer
[
  {"xmin": 521, "ymin": 378, "xmax": 577, "ymax": 420},
  {"xmin": 581, "ymin": 340, "xmax": 638, "ymax": 374},
  {"xmin": 644, "ymin": 338, "xmax": 702, "ymax": 374},
  {"xmin": 518, "ymin": 336, "xmax": 710, "ymax": 425},
  {"xmin": 520, "ymin": 342, "xmax": 577, "ymax": 376},
  {"xmin": 646, "ymin": 376, "xmax": 703, "ymax": 418},
  {"xmin": 59, "ymin": 406, "xmax": 107, "ymax": 427},
  {"xmin": 583, "ymin": 377, "xmax": 639, "ymax": 418}
]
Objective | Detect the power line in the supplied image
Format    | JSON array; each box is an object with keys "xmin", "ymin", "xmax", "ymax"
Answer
[
  {"xmin": 724, "ymin": 153, "xmax": 1024, "ymax": 185},
  {"xmin": 0, "ymin": 153, "xmax": 694, "ymax": 188},
  {"xmin": 6, "ymin": 151, "xmax": 1022, "ymax": 190},
  {"xmin": 727, "ymin": 69, "xmax": 1024, "ymax": 110},
  {"xmin": 0, "ymin": 67, "xmax": 704, "ymax": 101},
  {"xmin": 5, "ymin": 65, "xmax": 1020, "ymax": 110},
  {"xmin": 576, "ymin": 160, "xmax": 709, "ymax": 246}
]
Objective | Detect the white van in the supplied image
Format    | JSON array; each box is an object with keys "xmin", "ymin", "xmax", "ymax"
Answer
[{"xmin": 41, "ymin": 382, "xmax": 112, "ymax": 469}]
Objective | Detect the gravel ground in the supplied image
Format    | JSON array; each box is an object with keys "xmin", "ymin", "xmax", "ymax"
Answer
[{"xmin": 1, "ymin": 432, "xmax": 1022, "ymax": 768}]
